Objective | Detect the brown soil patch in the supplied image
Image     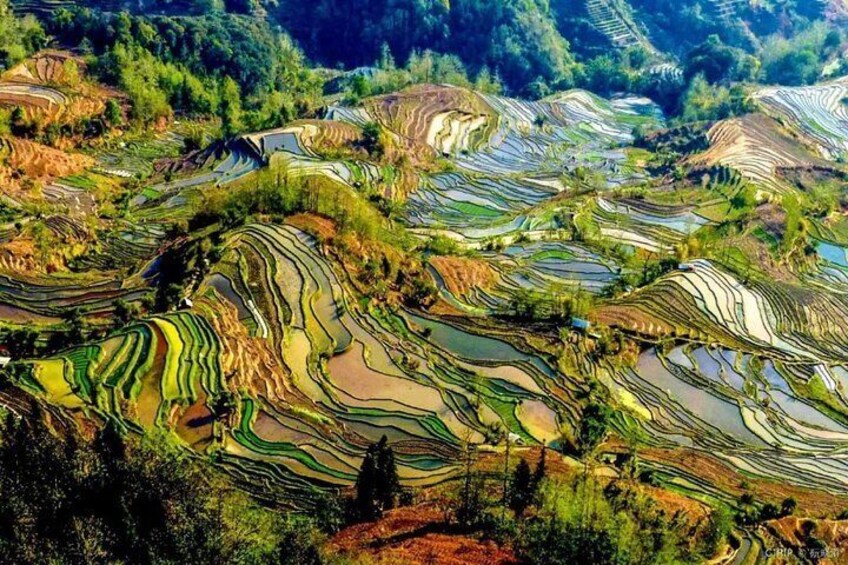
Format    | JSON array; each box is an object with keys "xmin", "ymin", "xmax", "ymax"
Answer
[
  {"xmin": 430, "ymin": 256, "xmax": 497, "ymax": 297},
  {"xmin": 427, "ymin": 298, "xmax": 471, "ymax": 317},
  {"xmin": 592, "ymin": 304, "xmax": 675, "ymax": 337},
  {"xmin": 365, "ymin": 84, "xmax": 494, "ymax": 167},
  {"xmin": 175, "ymin": 393, "xmax": 214, "ymax": 451},
  {"xmin": 199, "ymin": 295, "xmax": 287, "ymax": 402},
  {"xmin": 329, "ymin": 504, "xmax": 520, "ymax": 565},
  {"xmin": 286, "ymin": 213, "xmax": 338, "ymax": 242},
  {"xmin": 0, "ymin": 137, "xmax": 93, "ymax": 194},
  {"xmin": 0, "ymin": 236, "xmax": 65, "ymax": 274}
]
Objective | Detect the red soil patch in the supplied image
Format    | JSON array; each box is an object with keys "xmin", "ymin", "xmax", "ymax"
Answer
[
  {"xmin": 286, "ymin": 213, "xmax": 338, "ymax": 242},
  {"xmin": 429, "ymin": 256, "xmax": 498, "ymax": 297},
  {"xmin": 329, "ymin": 504, "xmax": 520, "ymax": 565},
  {"xmin": 0, "ymin": 137, "xmax": 93, "ymax": 193},
  {"xmin": 201, "ymin": 296, "xmax": 287, "ymax": 402}
]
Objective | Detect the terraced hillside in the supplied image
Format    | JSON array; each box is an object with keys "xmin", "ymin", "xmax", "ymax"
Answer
[
  {"xmin": 604, "ymin": 345, "xmax": 848, "ymax": 493},
  {"xmin": 4, "ymin": 33, "xmax": 848, "ymax": 560},
  {"xmin": 689, "ymin": 114, "xmax": 831, "ymax": 194},
  {"xmin": 585, "ymin": 0, "xmax": 652, "ymax": 50},
  {"xmin": 24, "ymin": 224, "xmax": 572, "ymax": 494},
  {"xmin": 754, "ymin": 79, "xmax": 848, "ymax": 161}
]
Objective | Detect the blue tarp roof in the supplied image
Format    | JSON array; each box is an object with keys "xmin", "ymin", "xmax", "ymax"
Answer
[{"xmin": 571, "ymin": 317, "xmax": 590, "ymax": 330}]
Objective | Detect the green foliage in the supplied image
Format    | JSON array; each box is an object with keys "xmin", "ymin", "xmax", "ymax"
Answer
[
  {"xmin": 678, "ymin": 76, "xmax": 753, "ymax": 123},
  {"xmin": 781, "ymin": 193, "xmax": 804, "ymax": 253},
  {"xmin": 504, "ymin": 286, "xmax": 593, "ymax": 322},
  {"xmin": 219, "ymin": 76, "xmax": 243, "ymax": 137},
  {"xmin": 422, "ymin": 234, "xmax": 461, "ymax": 256},
  {"xmin": 761, "ymin": 23, "xmax": 844, "ymax": 86},
  {"xmin": 0, "ymin": 0, "xmax": 45, "ymax": 69},
  {"xmin": 104, "ymin": 99, "xmax": 124, "ymax": 127},
  {"xmin": 50, "ymin": 8, "xmax": 322, "ymax": 127},
  {"xmin": 0, "ymin": 326, "xmax": 38, "ymax": 358},
  {"xmin": 62, "ymin": 307, "xmax": 87, "ymax": 346},
  {"xmin": 516, "ymin": 476, "xmax": 698, "ymax": 564},
  {"xmin": 274, "ymin": 0, "xmax": 571, "ymax": 93},
  {"xmin": 341, "ymin": 49, "xmax": 501, "ymax": 101},
  {"xmin": 152, "ymin": 239, "xmax": 209, "ymax": 313},
  {"xmin": 360, "ymin": 121, "xmax": 386, "ymax": 158},
  {"xmin": 509, "ymin": 459, "xmax": 534, "ymax": 517},
  {"xmin": 100, "ymin": 44, "xmax": 176, "ymax": 123},
  {"xmin": 0, "ymin": 415, "xmax": 328, "ymax": 564},
  {"xmin": 698, "ymin": 505, "xmax": 732, "ymax": 557},
  {"xmin": 509, "ymin": 450, "xmax": 546, "ymax": 518},
  {"xmin": 683, "ymin": 35, "xmax": 759, "ymax": 84},
  {"xmin": 578, "ymin": 402, "xmax": 611, "ymax": 457},
  {"xmin": 113, "ymin": 298, "xmax": 141, "ymax": 326},
  {"xmin": 194, "ymin": 161, "xmax": 395, "ymax": 248},
  {"xmin": 730, "ymin": 185, "xmax": 757, "ymax": 212},
  {"xmin": 452, "ymin": 442, "xmax": 497, "ymax": 530},
  {"xmin": 781, "ymin": 497, "xmax": 797, "ymax": 517}
]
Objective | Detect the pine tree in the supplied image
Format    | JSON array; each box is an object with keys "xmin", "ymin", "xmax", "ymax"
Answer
[
  {"xmin": 355, "ymin": 448, "xmax": 379, "ymax": 521},
  {"xmin": 532, "ymin": 445, "xmax": 547, "ymax": 490},
  {"xmin": 374, "ymin": 435, "xmax": 400, "ymax": 512},
  {"xmin": 509, "ymin": 459, "xmax": 533, "ymax": 517},
  {"xmin": 354, "ymin": 435, "xmax": 400, "ymax": 521}
]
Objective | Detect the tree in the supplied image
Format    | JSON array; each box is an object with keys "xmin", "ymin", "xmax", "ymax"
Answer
[
  {"xmin": 781, "ymin": 497, "xmax": 797, "ymax": 517},
  {"xmin": 210, "ymin": 390, "xmax": 237, "ymax": 421},
  {"xmin": 2, "ymin": 327, "xmax": 38, "ymax": 357},
  {"xmin": 113, "ymin": 298, "xmax": 139, "ymax": 326},
  {"xmin": 0, "ymin": 0, "xmax": 45, "ymax": 69},
  {"xmin": 62, "ymin": 307, "xmax": 86, "ymax": 346},
  {"xmin": 782, "ymin": 194, "xmax": 804, "ymax": 253},
  {"xmin": 532, "ymin": 445, "xmax": 547, "ymax": 491},
  {"xmin": 700, "ymin": 505, "xmax": 732, "ymax": 557},
  {"xmin": 679, "ymin": 75, "xmax": 730, "ymax": 123},
  {"xmin": 518, "ymin": 475, "xmax": 696, "ymax": 563},
  {"xmin": 360, "ymin": 121, "xmax": 386, "ymax": 158},
  {"xmin": 454, "ymin": 435, "xmax": 488, "ymax": 529},
  {"xmin": 683, "ymin": 35, "xmax": 748, "ymax": 84},
  {"xmin": 104, "ymin": 99, "xmax": 123, "ymax": 127},
  {"xmin": 759, "ymin": 502, "xmax": 781, "ymax": 521},
  {"xmin": 509, "ymin": 459, "xmax": 534, "ymax": 518},
  {"xmin": 355, "ymin": 449, "xmax": 380, "ymax": 521},
  {"xmin": 578, "ymin": 403, "xmax": 610, "ymax": 457},
  {"xmin": 0, "ymin": 414, "xmax": 328, "ymax": 563},
  {"xmin": 374, "ymin": 435, "xmax": 400, "ymax": 511},
  {"xmin": 60, "ymin": 58, "xmax": 80, "ymax": 87},
  {"xmin": 354, "ymin": 435, "xmax": 401, "ymax": 521},
  {"xmin": 219, "ymin": 77, "xmax": 243, "ymax": 138}
]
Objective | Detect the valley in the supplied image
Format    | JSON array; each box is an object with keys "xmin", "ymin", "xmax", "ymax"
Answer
[{"xmin": 0, "ymin": 1, "xmax": 848, "ymax": 563}]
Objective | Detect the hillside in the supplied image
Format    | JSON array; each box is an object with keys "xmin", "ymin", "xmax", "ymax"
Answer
[{"xmin": 0, "ymin": 1, "xmax": 848, "ymax": 564}]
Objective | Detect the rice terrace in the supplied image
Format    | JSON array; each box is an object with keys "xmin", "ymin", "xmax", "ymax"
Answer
[{"xmin": 2, "ymin": 0, "xmax": 848, "ymax": 563}]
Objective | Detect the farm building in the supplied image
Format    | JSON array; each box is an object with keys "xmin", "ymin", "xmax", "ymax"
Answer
[{"xmin": 571, "ymin": 317, "xmax": 591, "ymax": 333}]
